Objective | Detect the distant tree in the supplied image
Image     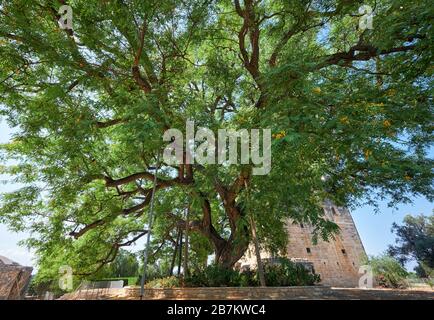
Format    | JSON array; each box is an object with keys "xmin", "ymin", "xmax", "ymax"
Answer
[
  {"xmin": 367, "ymin": 254, "xmax": 408, "ymax": 289},
  {"xmin": 105, "ymin": 249, "xmax": 139, "ymax": 278},
  {"xmin": 388, "ymin": 214, "xmax": 434, "ymax": 277}
]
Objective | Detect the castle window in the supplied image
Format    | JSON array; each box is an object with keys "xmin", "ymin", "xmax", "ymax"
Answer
[
  {"xmin": 306, "ymin": 247, "xmax": 311, "ymax": 253},
  {"xmin": 331, "ymin": 207, "xmax": 337, "ymax": 215},
  {"xmin": 337, "ymin": 262, "xmax": 339, "ymax": 265},
  {"xmin": 300, "ymin": 223, "xmax": 304, "ymax": 228},
  {"xmin": 341, "ymin": 249, "xmax": 346, "ymax": 255}
]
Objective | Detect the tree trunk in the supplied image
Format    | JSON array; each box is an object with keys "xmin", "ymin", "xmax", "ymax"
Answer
[
  {"xmin": 214, "ymin": 235, "xmax": 250, "ymax": 268},
  {"xmin": 177, "ymin": 229, "xmax": 183, "ymax": 276},
  {"xmin": 169, "ymin": 227, "xmax": 180, "ymax": 276},
  {"xmin": 244, "ymin": 180, "xmax": 266, "ymax": 286},
  {"xmin": 183, "ymin": 206, "xmax": 190, "ymax": 277},
  {"xmin": 250, "ymin": 214, "xmax": 266, "ymax": 286},
  {"xmin": 191, "ymin": 180, "xmax": 251, "ymax": 270},
  {"xmin": 212, "ymin": 205, "xmax": 250, "ymax": 269}
]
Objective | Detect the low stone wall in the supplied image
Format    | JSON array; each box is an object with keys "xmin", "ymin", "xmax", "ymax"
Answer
[
  {"xmin": 128, "ymin": 286, "xmax": 434, "ymax": 300},
  {"xmin": 60, "ymin": 286, "xmax": 434, "ymax": 300},
  {"xmin": 59, "ymin": 288, "xmax": 128, "ymax": 300},
  {"xmin": 128, "ymin": 286, "xmax": 330, "ymax": 300}
]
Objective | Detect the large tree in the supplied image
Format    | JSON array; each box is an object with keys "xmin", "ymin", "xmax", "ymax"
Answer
[
  {"xmin": 0, "ymin": 0, "xmax": 432, "ymax": 278},
  {"xmin": 388, "ymin": 214, "xmax": 434, "ymax": 277}
]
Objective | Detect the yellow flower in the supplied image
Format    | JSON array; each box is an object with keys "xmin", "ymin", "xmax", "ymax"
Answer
[
  {"xmin": 404, "ymin": 175, "xmax": 412, "ymax": 181},
  {"xmin": 10, "ymin": 138, "xmax": 21, "ymax": 145},
  {"xmin": 364, "ymin": 149, "xmax": 372, "ymax": 160},
  {"xmin": 339, "ymin": 116, "xmax": 349, "ymax": 125},
  {"xmin": 383, "ymin": 120, "xmax": 391, "ymax": 128},
  {"xmin": 385, "ymin": 89, "xmax": 397, "ymax": 96},
  {"xmin": 368, "ymin": 102, "xmax": 385, "ymax": 107},
  {"xmin": 312, "ymin": 87, "xmax": 321, "ymax": 94},
  {"xmin": 273, "ymin": 130, "xmax": 286, "ymax": 139}
]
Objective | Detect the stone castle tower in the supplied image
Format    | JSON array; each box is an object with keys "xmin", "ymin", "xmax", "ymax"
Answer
[{"xmin": 240, "ymin": 201, "xmax": 367, "ymax": 287}]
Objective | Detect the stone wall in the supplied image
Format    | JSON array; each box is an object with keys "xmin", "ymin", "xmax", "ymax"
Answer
[
  {"xmin": 0, "ymin": 257, "xmax": 33, "ymax": 300},
  {"xmin": 60, "ymin": 286, "xmax": 434, "ymax": 300},
  {"xmin": 240, "ymin": 202, "xmax": 367, "ymax": 287}
]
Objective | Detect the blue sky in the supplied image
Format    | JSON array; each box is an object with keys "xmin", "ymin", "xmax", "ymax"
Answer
[{"xmin": 0, "ymin": 119, "xmax": 432, "ymax": 270}]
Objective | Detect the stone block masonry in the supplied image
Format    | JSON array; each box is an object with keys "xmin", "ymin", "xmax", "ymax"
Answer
[
  {"xmin": 0, "ymin": 255, "xmax": 33, "ymax": 300},
  {"xmin": 240, "ymin": 201, "xmax": 367, "ymax": 287},
  {"xmin": 60, "ymin": 286, "xmax": 434, "ymax": 300}
]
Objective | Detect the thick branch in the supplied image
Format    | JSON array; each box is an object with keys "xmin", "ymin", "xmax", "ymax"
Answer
[
  {"xmin": 95, "ymin": 118, "xmax": 125, "ymax": 129},
  {"xmin": 75, "ymin": 230, "xmax": 148, "ymax": 276},
  {"xmin": 69, "ymin": 219, "xmax": 104, "ymax": 239},
  {"xmin": 234, "ymin": 0, "xmax": 262, "ymax": 89},
  {"xmin": 104, "ymin": 172, "xmax": 178, "ymax": 188},
  {"xmin": 314, "ymin": 43, "xmax": 417, "ymax": 70},
  {"xmin": 131, "ymin": 66, "xmax": 152, "ymax": 93},
  {"xmin": 269, "ymin": 21, "xmax": 325, "ymax": 67}
]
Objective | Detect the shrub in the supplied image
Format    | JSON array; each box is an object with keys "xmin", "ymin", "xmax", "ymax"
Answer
[
  {"xmin": 239, "ymin": 269, "xmax": 259, "ymax": 287},
  {"xmin": 184, "ymin": 258, "xmax": 320, "ymax": 287},
  {"xmin": 136, "ymin": 263, "xmax": 170, "ymax": 286},
  {"xmin": 367, "ymin": 254, "xmax": 408, "ymax": 288},
  {"xmin": 262, "ymin": 258, "xmax": 320, "ymax": 286},
  {"xmin": 185, "ymin": 265, "xmax": 242, "ymax": 287},
  {"xmin": 145, "ymin": 276, "xmax": 180, "ymax": 288}
]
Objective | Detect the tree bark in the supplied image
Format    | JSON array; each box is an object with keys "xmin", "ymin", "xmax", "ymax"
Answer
[
  {"xmin": 169, "ymin": 227, "xmax": 180, "ymax": 276},
  {"xmin": 185, "ymin": 172, "xmax": 252, "ymax": 269},
  {"xmin": 213, "ymin": 234, "xmax": 250, "ymax": 268},
  {"xmin": 177, "ymin": 229, "xmax": 183, "ymax": 276},
  {"xmin": 183, "ymin": 205, "xmax": 190, "ymax": 277},
  {"xmin": 244, "ymin": 180, "xmax": 266, "ymax": 286},
  {"xmin": 211, "ymin": 203, "xmax": 250, "ymax": 269},
  {"xmin": 250, "ymin": 214, "xmax": 266, "ymax": 286}
]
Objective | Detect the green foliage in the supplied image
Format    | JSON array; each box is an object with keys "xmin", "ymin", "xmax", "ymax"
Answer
[
  {"xmin": 388, "ymin": 214, "xmax": 434, "ymax": 278},
  {"xmin": 27, "ymin": 277, "xmax": 65, "ymax": 298},
  {"xmin": 137, "ymin": 263, "xmax": 170, "ymax": 284},
  {"xmin": 0, "ymin": 0, "xmax": 432, "ymax": 279},
  {"xmin": 262, "ymin": 258, "xmax": 320, "ymax": 287},
  {"xmin": 100, "ymin": 249, "xmax": 139, "ymax": 278},
  {"xmin": 184, "ymin": 258, "xmax": 319, "ymax": 287},
  {"xmin": 238, "ymin": 269, "xmax": 259, "ymax": 287},
  {"xmin": 366, "ymin": 254, "xmax": 409, "ymax": 289},
  {"xmin": 185, "ymin": 265, "xmax": 244, "ymax": 287},
  {"xmin": 145, "ymin": 276, "xmax": 181, "ymax": 289}
]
